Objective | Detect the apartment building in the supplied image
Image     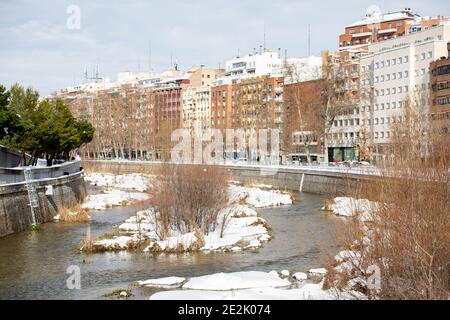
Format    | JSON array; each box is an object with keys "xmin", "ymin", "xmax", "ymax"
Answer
[
  {"xmin": 339, "ymin": 7, "xmax": 445, "ymax": 52},
  {"xmin": 357, "ymin": 22, "xmax": 450, "ymax": 160},
  {"xmin": 324, "ymin": 50, "xmax": 363, "ymax": 162},
  {"xmin": 282, "ymin": 79, "xmax": 324, "ymax": 162},
  {"xmin": 429, "ymin": 48, "xmax": 450, "ymax": 130},
  {"xmin": 182, "ymin": 86, "xmax": 212, "ymax": 130}
]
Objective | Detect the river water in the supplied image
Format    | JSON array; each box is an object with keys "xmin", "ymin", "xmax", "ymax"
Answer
[{"xmin": 0, "ymin": 192, "xmax": 343, "ymax": 299}]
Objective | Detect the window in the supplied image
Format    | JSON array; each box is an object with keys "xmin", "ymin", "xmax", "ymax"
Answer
[
  {"xmin": 386, "ymin": 74, "xmax": 390, "ymax": 81},
  {"xmin": 404, "ymin": 71, "xmax": 409, "ymax": 78},
  {"xmin": 375, "ymin": 104, "xmax": 379, "ymax": 111},
  {"xmin": 380, "ymin": 103, "xmax": 384, "ymax": 110},
  {"xmin": 398, "ymin": 86, "xmax": 402, "ymax": 93},
  {"xmin": 386, "ymin": 60, "xmax": 390, "ymax": 67},
  {"xmin": 398, "ymin": 72, "xmax": 403, "ymax": 79},
  {"xmin": 392, "ymin": 87, "xmax": 396, "ymax": 94},
  {"xmin": 392, "ymin": 73, "xmax": 396, "ymax": 80},
  {"xmin": 375, "ymin": 62, "xmax": 379, "ymax": 69},
  {"xmin": 381, "ymin": 61, "xmax": 385, "ymax": 68},
  {"xmin": 405, "ymin": 85, "xmax": 409, "ymax": 92},
  {"xmin": 421, "ymin": 53, "xmax": 426, "ymax": 60},
  {"xmin": 381, "ymin": 75, "xmax": 385, "ymax": 82},
  {"xmin": 398, "ymin": 57, "xmax": 403, "ymax": 64},
  {"xmin": 404, "ymin": 56, "xmax": 409, "ymax": 63},
  {"xmin": 427, "ymin": 51, "xmax": 433, "ymax": 59},
  {"xmin": 392, "ymin": 102, "xmax": 397, "ymax": 109},
  {"xmin": 421, "ymin": 68, "xmax": 426, "ymax": 75},
  {"xmin": 392, "ymin": 58, "xmax": 396, "ymax": 65}
]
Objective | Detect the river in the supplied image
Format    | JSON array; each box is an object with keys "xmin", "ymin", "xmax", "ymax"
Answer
[{"xmin": 0, "ymin": 192, "xmax": 343, "ymax": 299}]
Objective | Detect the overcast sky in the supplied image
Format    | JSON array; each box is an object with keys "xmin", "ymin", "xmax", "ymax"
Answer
[{"xmin": 1, "ymin": 0, "xmax": 448, "ymax": 95}]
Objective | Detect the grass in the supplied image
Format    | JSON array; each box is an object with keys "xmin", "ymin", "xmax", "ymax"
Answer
[{"xmin": 57, "ymin": 203, "xmax": 91, "ymax": 223}]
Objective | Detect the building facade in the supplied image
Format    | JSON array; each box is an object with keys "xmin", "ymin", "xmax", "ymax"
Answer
[
  {"xmin": 429, "ymin": 51, "xmax": 450, "ymax": 131},
  {"xmin": 339, "ymin": 7, "xmax": 445, "ymax": 53},
  {"xmin": 358, "ymin": 23, "xmax": 450, "ymax": 161}
]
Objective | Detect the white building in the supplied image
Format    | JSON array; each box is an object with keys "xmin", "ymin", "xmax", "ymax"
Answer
[
  {"xmin": 225, "ymin": 50, "xmax": 284, "ymax": 80},
  {"xmin": 329, "ymin": 21, "xmax": 450, "ymax": 161},
  {"xmin": 361, "ymin": 22, "xmax": 450, "ymax": 152}
]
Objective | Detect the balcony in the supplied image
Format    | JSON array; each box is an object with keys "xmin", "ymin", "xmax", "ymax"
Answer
[{"xmin": 351, "ymin": 32, "xmax": 372, "ymax": 38}]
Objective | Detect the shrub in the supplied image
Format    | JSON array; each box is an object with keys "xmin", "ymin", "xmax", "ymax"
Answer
[{"xmin": 150, "ymin": 164, "xmax": 229, "ymax": 240}]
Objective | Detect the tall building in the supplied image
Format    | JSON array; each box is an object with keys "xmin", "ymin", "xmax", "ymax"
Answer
[
  {"xmin": 282, "ymin": 79, "xmax": 324, "ymax": 162},
  {"xmin": 358, "ymin": 22, "xmax": 450, "ymax": 161},
  {"xmin": 181, "ymin": 66, "xmax": 225, "ymax": 130},
  {"xmin": 324, "ymin": 50, "xmax": 363, "ymax": 162}
]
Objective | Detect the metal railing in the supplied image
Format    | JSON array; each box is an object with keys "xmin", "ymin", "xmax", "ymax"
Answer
[{"xmin": 0, "ymin": 160, "xmax": 81, "ymax": 185}]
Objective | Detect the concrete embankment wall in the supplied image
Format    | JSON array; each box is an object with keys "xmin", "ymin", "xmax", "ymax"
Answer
[
  {"xmin": 0, "ymin": 171, "xmax": 86, "ymax": 237},
  {"xmin": 82, "ymin": 160, "xmax": 376, "ymax": 195}
]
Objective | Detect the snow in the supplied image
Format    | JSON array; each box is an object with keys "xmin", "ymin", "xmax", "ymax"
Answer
[
  {"xmin": 182, "ymin": 271, "xmax": 290, "ymax": 291},
  {"xmin": 146, "ymin": 232, "xmax": 198, "ymax": 252},
  {"xmin": 138, "ymin": 276, "xmax": 185, "ymax": 288},
  {"xmin": 81, "ymin": 172, "xmax": 153, "ymax": 211},
  {"xmin": 148, "ymin": 271, "xmax": 363, "ymax": 300},
  {"xmin": 308, "ymin": 267, "xmax": 328, "ymax": 275},
  {"xmin": 81, "ymin": 190, "xmax": 149, "ymax": 210},
  {"xmin": 93, "ymin": 235, "xmax": 137, "ymax": 250},
  {"xmin": 281, "ymin": 270, "xmax": 290, "ymax": 277},
  {"xmin": 326, "ymin": 197, "xmax": 379, "ymax": 222},
  {"xmin": 293, "ymin": 272, "xmax": 308, "ymax": 281},
  {"xmin": 84, "ymin": 172, "xmax": 153, "ymax": 192},
  {"xmin": 229, "ymin": 185, "xmax": 293, "ymax": 208}
]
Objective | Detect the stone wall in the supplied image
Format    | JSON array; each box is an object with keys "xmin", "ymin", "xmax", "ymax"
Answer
[
  {"xmin": 0, "ymin": 171, "xmax": 86, "ymax": 237},
  {"xmin": 82, "ymin": 160, "xmax": 376, "ymax": 195}
]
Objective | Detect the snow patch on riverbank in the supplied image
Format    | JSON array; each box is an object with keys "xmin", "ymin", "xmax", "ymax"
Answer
[
  {"xmin": 146, "ymin": 270, "xmax": 364, "ymax": 300},
  {"xmin": 324, "ymin": 197, "xmax": 379, "ymax": 222},
  {"xmin": 81, "ymin": 190, "xmax": 149, "ymax": 210},
  {"xmin": 85, "ymin": 172, "xmax": 153, "ymax": 192},
  {"xmin": 82, "ymin": 172, "xmax": 153, "ymax": 211},
  {"xmin": 229, "ymin": 185, "xmax": 292, "ymax": 208}
]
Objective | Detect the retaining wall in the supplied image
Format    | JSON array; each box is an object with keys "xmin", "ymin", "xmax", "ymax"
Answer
[{"xmin": 0, "ymin": 171, "xmax": 86, "ymax": 237}]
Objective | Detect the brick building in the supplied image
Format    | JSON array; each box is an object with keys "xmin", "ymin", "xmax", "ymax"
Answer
[{"xmin": 429, "ymin": 49, "xmax": 450, "ymax": 131}]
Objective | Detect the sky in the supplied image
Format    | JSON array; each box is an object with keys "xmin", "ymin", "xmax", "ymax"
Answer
[{"xmin": 1, "ymin": 0, "xmax": 449, "ymax": 95}]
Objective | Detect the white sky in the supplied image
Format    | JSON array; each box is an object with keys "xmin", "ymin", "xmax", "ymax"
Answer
[{"xmin": 1, "ymin": 0, "xmax": 448, "ymax": 95}]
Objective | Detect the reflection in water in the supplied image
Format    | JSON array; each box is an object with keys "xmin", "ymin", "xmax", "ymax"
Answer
[{"xmin": 0, "ymin": 192, "xmax": 342, "ymax": 299}]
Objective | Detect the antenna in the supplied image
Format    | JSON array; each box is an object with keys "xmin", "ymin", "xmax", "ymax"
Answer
[
  {"xmin": 308, "ymin": 24, "xmax": 311, "ymax": 56},
  {"xmin": 263, "ymin": 21, "xmax": 266, "ymax": 51},
  {"xmin": 148, "ymin": 40, "xmax": 152, "ymax": 72}
]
